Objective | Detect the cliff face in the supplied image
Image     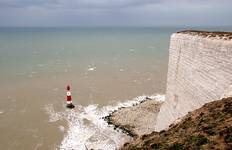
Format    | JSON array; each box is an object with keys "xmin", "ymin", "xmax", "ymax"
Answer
[{"xmin": 155, "ymin": 31, "xmax": 232, "ymax": 131}]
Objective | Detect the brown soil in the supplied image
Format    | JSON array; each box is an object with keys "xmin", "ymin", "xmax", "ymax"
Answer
[{"xmin": 121, "ymin": 97, "xmax": 232, "ymax": 150}]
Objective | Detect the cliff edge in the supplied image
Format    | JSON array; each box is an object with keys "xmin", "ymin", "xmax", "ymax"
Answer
[{"xmin": 177, "ymin": 30, "xmax": 232, "ymax": 40}]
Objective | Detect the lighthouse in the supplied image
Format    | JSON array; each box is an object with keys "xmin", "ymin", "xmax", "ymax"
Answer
[{"xmin": 66, "ymin": 85, "xmax": 75, "ymax": 109}]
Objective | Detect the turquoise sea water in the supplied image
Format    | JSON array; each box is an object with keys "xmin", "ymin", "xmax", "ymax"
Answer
[{"xmin": 0, "ymin": 27, "xmax": 231, "ymax": 149}]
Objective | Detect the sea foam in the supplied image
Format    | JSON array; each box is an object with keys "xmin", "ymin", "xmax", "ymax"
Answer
[{"xmin": 45, "ymin": 95, "xmax": 165, "ymax": 150}]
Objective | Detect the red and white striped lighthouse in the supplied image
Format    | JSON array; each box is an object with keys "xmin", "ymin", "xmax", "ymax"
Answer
[{"xmin": 66, "ymin": 85, "xmax": 75, "ymax": 109}]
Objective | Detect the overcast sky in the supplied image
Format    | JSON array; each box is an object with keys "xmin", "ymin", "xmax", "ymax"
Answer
[{"xmin": 0, "ymin": 0, "xmax": 232, "ymax": 27}]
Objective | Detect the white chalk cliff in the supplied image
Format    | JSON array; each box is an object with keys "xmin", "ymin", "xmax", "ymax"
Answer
[{"xmin": 155, "ymin": 31, "xmax": 232, "ymax": 131}]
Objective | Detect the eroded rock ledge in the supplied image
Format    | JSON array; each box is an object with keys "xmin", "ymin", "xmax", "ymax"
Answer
[{"xmin": 103, "ymin": 97, "xmax": 164, "ymax": 137}]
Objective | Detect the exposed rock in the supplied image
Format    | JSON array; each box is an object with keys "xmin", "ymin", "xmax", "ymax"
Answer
[
  {"xmin": 66, "ymin": 103, "xmax": 75, "ymax": 109},
  {"xmin": 103, "ymin": 98, "xmax": 163, "ymax": 137}
]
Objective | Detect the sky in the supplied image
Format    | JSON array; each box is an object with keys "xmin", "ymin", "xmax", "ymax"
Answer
[{"xmin": 0, "ymin": 0, "xmax": 232, "ymax": 27}]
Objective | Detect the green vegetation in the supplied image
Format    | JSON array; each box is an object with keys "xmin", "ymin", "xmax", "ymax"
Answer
[{"xmin": 177, "ymin": 30, "xmax": 232, "ymax": 40}]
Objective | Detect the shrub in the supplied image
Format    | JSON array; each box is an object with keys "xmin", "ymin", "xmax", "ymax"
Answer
[
  {"xmin": 187, "ymin": 135, "xmax": 208, "ymax": 146},
  {"xmin": 196, "ymin": 135, "xmax": 208, "ymax": 146},
  {"xmin": 224, "ymin": 134, "xmax": 232, "ymax": 144},
  {"xmin": 224, "ymin": 127, "xmax": 232, "ymax": 144},
  {"xmin": 168, "ymin": 143, "xmax": 183, "ymax": 150},
  {"xmin": 151, "ymin": 143, "xmax": 162, "ymax": 149}
]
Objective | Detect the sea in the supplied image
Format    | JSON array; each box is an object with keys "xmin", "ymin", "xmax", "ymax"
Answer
[{"xmin": 0, "ymin": 27, "xmax": 231, "ymax": 149}]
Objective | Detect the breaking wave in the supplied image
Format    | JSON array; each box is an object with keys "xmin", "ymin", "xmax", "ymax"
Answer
[{"xmin": 44, "ymin": 95, "xmax": 165, "ymax": 150}]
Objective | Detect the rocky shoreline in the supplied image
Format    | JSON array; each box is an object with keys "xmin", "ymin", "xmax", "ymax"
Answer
[{"xmin": 103, "ymin": 96, "xmax": 164, "ymax": 138}]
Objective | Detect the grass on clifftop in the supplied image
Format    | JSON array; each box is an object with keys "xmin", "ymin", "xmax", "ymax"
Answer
[
  {"xmin": 121, "ymin": 97, "xmax": 232, "ymax": 150},
  {"xmin": 177, "ymin": 30, "xmax": 232, "ymax": 40}
]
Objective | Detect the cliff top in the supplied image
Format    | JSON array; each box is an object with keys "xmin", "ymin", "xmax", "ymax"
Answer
[
  {"xmin": 121, "ymin": 97, "xmax": 232, "ymax": 150},
  {"xmin": 177, "ymin": 30, "xmax": 232, "ymax": 40}
]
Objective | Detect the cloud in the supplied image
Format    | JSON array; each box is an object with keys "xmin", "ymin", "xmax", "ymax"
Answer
[
  {"xmin": 0, "ymin": 0, "xmax": 162, "ymax": 9},
  {"xmin": 0, "ymin": 0, "xmax": 231, "ymax": 26},
  {"xmin": 0, "ymin": 0, "xmax": 56, "ymax": 8}
]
